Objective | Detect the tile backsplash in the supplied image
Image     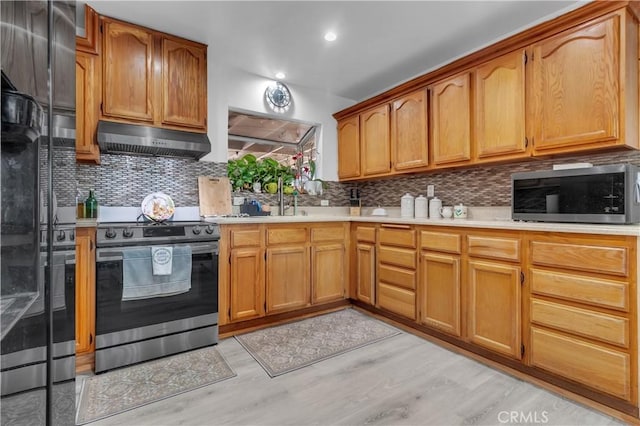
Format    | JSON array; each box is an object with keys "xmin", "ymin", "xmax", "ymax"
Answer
[
  {"xmin": 65, "ymin": 149, "xmax": 640, "ymax": 210},
  {"xmin": 76, "ymin": 153, "xmax": 227, "ymax": 206},
  {"xmin": 352, "ymin": 150, "xmax": 640, "ymax": 208}
]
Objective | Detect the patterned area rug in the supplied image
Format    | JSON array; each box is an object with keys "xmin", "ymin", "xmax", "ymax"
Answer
[
  {"xmin": 76, "ymin": 346, "xmax": 236, "ymax": 425},
  {"xmin": 235, "ymin": 308, "xmax": 401, "ymax": 377}
]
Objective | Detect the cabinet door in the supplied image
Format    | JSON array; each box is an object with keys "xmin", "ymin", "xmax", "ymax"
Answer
[
  {"xmin": 356, "ymin": 243, "xmax": 375, "ymax": 305},
  {"xmin": 419, "ymin": 252, "xmax": 461, "ymax": 337},
  {"xmin": 430, "ymin": 73, "xmax": 472, "ymax": 166},
  {"xmin": 475, "ymin": 50, "xmax": 527, "ymax": 160},
  {"xmin": 102, "ymin": 19, "xmax": 155, "ymax": 122},
  {"xmin": 337, "ymin": 116, "xmax": 361, "ymax": 179},
  {"xmin": 266, "ymin": 245, "xmax": 310, "ymax": 313},
  {"xmin": 312, "ymin": 243, "xmax": 345, "ymax": 304},
  {"xmin": 230, "ymin": 247, "xmax": 265, "ymax": 322},
  {"xmin": 76, "ymin": 52, "xmax": 100, "ymax": 163},
  {"xmin": 161, "ymin": 37, "xmax": 207, "ymax": 130},
  {"xmin": 531, "ymin": 14, "xmax": 619, "ymax": 152},
  {"xmin": 468, "ymin": 260, "xmax": 521, "ymax": 359},
  {"xmin": 75, "ymin": 228, "xmax": 96, "ymax": 354},
  {"xmin": 391, "ymin": 89, "xmax": 429, "ymax": 171},
  {"xmin": 361, "ymin": 104, "xmax": 391, "ymax": 176}
]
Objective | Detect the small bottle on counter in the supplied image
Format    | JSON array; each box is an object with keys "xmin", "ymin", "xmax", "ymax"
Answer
[
  {"xmin": 76, "ymin": 190, "xmax": 85, "ymax": 219},
  {"xmin": 84, "ymin": 189, "xmax": 98, "ymax": 219}
]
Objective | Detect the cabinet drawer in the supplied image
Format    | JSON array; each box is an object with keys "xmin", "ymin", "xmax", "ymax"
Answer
[
  {"xmin": 267, "ymin": 228, "xmax": 307, "ymax": 245},
  {"xmin": 378, "ymin": 246, "xmax": 416, "ymax": 269},
  {"xmin": 379, "ymin": 226, "xmax": 416, "ymax": 248},
  {"xmin": 356, "ymin": 226, "xmax": 376, "ymax": 243},
  {"xmin": 379, "ymin": 264, "xmax": 416, "ymax": 290},
  {"xmin": 377, "ymin": 283, "xmax": 416, "ymax": 319},
  {"xmin": 530, "ymin": 268, "xmax": 629, "ymax": 312},
  {"xmin": 467, "ymin": 235, "xmax": 520, "ymax": 261},
  {"xmin": 420, "ymin": 231, "xmax": 461, "ymax": 253},
  {"xmin": 531, "ymin": 299, "xmax": 629, "ymax": 348},
  {"xmin": 230, "ymin": 229, "xmax": 261, "ymax": 248},
  {"xmin": 530, "ymin": 327, "xmax": 631, "ymax": 401},
  {"xmin": 311, "ymin": 226, "xmax": 345, "ymax": 242},
  {"xmin": 531, "ymin": 241, "xmax": 628, "ymax": 277}
]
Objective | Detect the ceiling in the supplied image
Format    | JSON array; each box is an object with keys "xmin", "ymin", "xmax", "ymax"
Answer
[{"xmin": 87, "ymin": 1, "xmax": 584, "ymax": 102}]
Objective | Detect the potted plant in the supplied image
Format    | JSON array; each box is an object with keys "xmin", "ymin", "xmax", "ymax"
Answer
[{"xmin": 228, "ymin": 154, "xmax": 258, "ymax": 191}]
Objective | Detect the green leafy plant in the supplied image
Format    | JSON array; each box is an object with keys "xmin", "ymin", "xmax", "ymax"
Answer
[{"xmin": 228, "ymin": 154, "xmax": 295, "ymax": 192}]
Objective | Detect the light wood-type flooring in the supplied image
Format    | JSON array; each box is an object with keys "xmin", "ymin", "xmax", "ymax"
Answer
[{"xmin": 79, "ymin": 322, "xmax": 624, "ymax": 426}]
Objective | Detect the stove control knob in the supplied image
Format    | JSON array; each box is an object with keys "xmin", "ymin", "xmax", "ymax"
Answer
[
  {"xmin": 56, "ymin": 230, "xmax": 66, "ymax": 241},
  {"xmin": 122, "ymin": 228, "xmax": 134, "ymax": 238},
  {"xmin": 192, "ymin": 226, "xmax": 202, "ymax": 235},
  {"xmin": 70, "ymin": 231, "xmax": 75, "ymax": 242},
  {"xmin": 105, "ymin": 228, "xmax": 117, "ymax": 239},
  {"xmin": 205, "ymin": 225, "xmax": 216, "ymax": 234}
]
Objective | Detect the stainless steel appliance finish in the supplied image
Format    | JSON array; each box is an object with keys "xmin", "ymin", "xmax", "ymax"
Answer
[
  {"xmin": 1, "ymin": 1, "xmax": 76, "ymax": 423},
  {"xmin": 97, "ymin": 120, "xmax": 211, "ymax": 160},
  {"xmin": 512, "ymin": 164, "xmax": 640, "ymax": 224},
  {"xmin": 95, "ymin": 218, "xmax": 220, "ymax": 373}
]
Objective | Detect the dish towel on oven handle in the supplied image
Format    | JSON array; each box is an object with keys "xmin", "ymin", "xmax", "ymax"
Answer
[
  {"xmin": 122, "ymin": 246, "xmax": 192, "ymax": 301},
  {"xmin": 151, "ymin": 246, "xmax": 173, "ymax": 275}
]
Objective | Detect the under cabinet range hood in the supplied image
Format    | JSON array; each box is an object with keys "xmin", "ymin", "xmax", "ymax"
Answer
[
  {"xmin": 41, "ymin": 113, "xmax": 76, "ymax": 149},
  {"xmin": 97, "ymin": 120, "xmax": 211, "ymax": 160}
]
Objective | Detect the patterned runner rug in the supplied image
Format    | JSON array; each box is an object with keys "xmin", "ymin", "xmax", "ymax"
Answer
[
  {"xmin": 235, "ymin": 308, "xmax": 401, "ymax": 377},
  {"xmin": 76, "ymin": 346, "xmax": 236, "ymax": 425}
]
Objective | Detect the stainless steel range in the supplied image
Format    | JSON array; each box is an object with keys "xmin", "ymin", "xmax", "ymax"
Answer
[{"xmin": 94, "ymin": 208, "xmax": 219, "ymax": 373}]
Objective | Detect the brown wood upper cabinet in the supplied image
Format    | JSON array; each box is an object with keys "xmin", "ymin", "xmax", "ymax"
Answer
[
  {"xmin": 361, "ymin": 104, "xmax": 391, "ymax": 176},
  {"xmin": 530, "ymin": 10, "xmax": 638, "ymax": 154},
  {"xmin": 336, "ymin": 89, "xmax": 428, "ymax": 180},
  {"xmin": 337, "ymin": 115, "xmax": 361, "ymax": 179},
  {"xmin": 76, "ymin": 51, "xmax": 100, "ymax": 164},
  {"xmin": 161, "ymin": 36, "xmax": 207, "ymax": 129},
  {"xmin": 474, "ymin": 50, "xmax": 528, "ymax": 161},
  {"xmin": 101, "ymin": 17, "xmax": 207, "ymax": 132},
  {"xmin": 391, "ymin": 89, "xmax": 429, "ymax": 171},
  {"xmin": 430, "ymin": 72, "xmax": 473, "ymax": 167}
]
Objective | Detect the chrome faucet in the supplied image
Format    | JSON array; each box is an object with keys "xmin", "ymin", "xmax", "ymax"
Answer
[{"xmin": 278, "ymin": 177, "xmax": 289, "ymax": 215}]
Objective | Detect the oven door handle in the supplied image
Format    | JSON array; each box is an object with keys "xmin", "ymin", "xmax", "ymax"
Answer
[{"xmin": 96, "ymin": 243, "xmax": 218, "ymax": 262}]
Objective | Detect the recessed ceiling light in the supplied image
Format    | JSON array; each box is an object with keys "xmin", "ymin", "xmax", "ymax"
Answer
[
  {"xmin": 275, "ymin": 72, "xmax": 286, "ymax": 80},
  {"xmin": 324, "ymin": 31, "xmax": 337, "ymax": 42}
]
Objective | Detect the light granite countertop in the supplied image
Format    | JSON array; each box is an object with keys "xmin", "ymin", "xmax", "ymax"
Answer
[{"xmin": 202, "ymin": 206, "xmax": 640, "ymax": 236}]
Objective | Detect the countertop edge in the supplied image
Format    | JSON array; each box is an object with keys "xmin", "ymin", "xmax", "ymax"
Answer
[{"xmin": 204, "ymin": 215, "xmax": 640, "ymax": 236}]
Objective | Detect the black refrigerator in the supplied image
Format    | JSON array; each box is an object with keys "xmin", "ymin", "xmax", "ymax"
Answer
[{"xmin": 1, "ymin": 1, "xmax": 76, "ymax": 425}]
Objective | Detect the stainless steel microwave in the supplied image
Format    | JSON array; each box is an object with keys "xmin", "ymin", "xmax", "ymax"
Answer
[{"xmin": 511, "ymin": 164, "xmax": 640, "ymax": 224}]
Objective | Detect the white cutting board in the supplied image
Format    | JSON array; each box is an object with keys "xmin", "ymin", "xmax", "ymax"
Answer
[{"xmin": 198, "ymin": 176, "xmax": 232, "ymax": 217}]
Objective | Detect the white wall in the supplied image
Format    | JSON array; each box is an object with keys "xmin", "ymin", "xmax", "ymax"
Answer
[{"xmin": 201, "ymin": 61, "xmax": 355, "ymax": 181}]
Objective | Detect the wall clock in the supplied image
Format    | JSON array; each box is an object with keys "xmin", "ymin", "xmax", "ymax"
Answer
[{"xmin": 265, "ymin": 81, "xmax": 291, "ymax": 113}]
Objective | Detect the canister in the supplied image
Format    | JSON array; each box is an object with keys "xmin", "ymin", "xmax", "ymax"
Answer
[
  {"xmin": 415, "ymin": 195, "xmax": 428, "ymax": 218},
  {"xmin": 453, "ymin": 203, "xmax": 468, "ymax": 219},
  {"xmin": 401, "ymin": 193, "xmax": 415, "ymax": 218},
  {"xmin": 429, "ymin": 197, "xmax": 442, "ymax": 219}
]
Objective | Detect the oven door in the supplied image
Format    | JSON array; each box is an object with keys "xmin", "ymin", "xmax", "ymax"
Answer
[{"xmin": 95, "ymin": 242, "xmax": 218, "ymax": 337}]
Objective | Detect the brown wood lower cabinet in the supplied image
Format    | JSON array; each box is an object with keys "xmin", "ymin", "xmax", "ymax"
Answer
[
  {"xmin": 527, "ymin": 233, "xmax": 637, "ymax": 404},
  {"xmin": 75, "ymin": 227, "xmax": 96, "ymax": 355},
  {"xmin": 266, "ymin": 244, "xmax": 310, "ymax": 314},
  {"xmin": 230, "ymin": 247, "xmax": 264, "ymax": 321},
  {"xmin": 419, "ymin": 251, "xmax": 461, "ymax": 337},
  {"xmin": 530, "ymin": 327, "xmax": 631, "ymax": 401},
  {"xmin": 376, "ymin": 225, "xmax": 416, "ymax": 320},
  {"xmin": 467, "ymin": 259, "xmax": 521, "ymax": 359}
]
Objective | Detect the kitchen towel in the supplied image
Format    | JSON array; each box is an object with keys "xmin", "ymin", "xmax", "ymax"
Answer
[
  {"xmin": 151, "ymin": 246, "xmax": 173, "ymax": 275},
  {"xmin": 122, "ymin": 246, "xmax": 192, "ymax": 301}
]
